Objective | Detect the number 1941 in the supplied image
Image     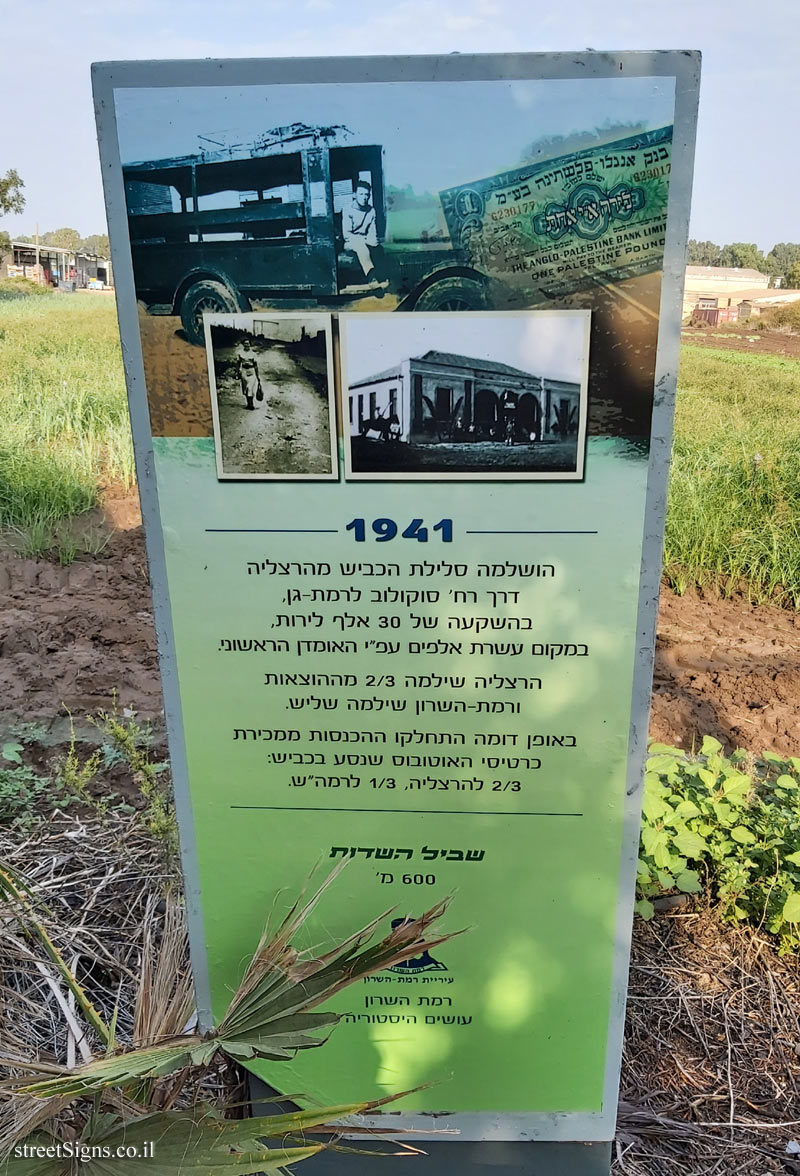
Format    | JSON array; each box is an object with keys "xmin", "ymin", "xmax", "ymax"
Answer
[{"xmin": 346, "ymin": 518, "xmax": 453, "ymax": 543}]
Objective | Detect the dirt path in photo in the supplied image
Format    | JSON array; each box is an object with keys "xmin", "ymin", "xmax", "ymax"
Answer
[{"xmin": 216, "ymin": 344, "xmax": 332, "ymax": 476}]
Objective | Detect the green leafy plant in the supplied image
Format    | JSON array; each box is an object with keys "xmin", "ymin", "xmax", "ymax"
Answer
[
  {"xmin": 0, "ymin": 863, "xmax": 458, "ymax": 1174},
  {"xmin": 56, "ymin": 715, "xmax": 103, "ymax": 808},
  {"xmin": 637, "ymin": 737, "xmax": 800, "ymax": 951},
  {"xmin": 89, "ymin": 702, "xmax": 176, "ymax": 853},
  {"xmin": 0, "ymin": 763, "xmax": 58, "ymax": 831}
]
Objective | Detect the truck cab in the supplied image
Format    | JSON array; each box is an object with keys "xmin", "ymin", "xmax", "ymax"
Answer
[{"xmin": 123, "ymin": 127, "xmax": 488, "ymax": 343}]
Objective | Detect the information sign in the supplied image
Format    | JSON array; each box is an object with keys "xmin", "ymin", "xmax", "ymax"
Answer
[{"xmin": 94, "ymin": 51, "xmax": 699, "ymax": 1169}]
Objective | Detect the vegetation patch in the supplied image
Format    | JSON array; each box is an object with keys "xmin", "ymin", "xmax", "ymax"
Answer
[
  {"xmin": 638, "ymin": 737, "xmax": 800, "ymax": 952},
  {"xmin": 667, "ymin": 344, "xmax": 800, "ymax": 606},
  {"xmin": 0, "ymin": 295, "xmax": 133, "ymax": 535}
]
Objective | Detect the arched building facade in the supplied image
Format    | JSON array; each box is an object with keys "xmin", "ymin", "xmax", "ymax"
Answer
[{"xmin": 348, "ymin": 349, "xmax": 581, "ymax": 444}]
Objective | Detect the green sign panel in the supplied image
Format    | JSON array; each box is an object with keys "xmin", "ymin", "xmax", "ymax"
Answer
[{"xmin": 94, "ymin": 52, "xmax": 699, "ymax": 1153}]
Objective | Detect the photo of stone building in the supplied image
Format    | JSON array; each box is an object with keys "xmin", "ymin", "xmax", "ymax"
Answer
[{"xmin": 342, "ymin": 311, "xmax": 589, "ymax": 480}]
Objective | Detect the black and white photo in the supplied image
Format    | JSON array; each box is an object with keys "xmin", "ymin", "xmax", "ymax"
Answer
[
  {"xmin": 205, "ymin": 313, "xmax": 337, "ymax": 480},
  {"xmin": 341, "ymin": 311, "xmax": 590, "ymax": 480}
]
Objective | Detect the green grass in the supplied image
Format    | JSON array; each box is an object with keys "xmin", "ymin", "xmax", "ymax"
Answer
[
  {"xmin": 0, "ymin": 294, "xmax": 134, "ymax": 533},
  {"xmin": 667, "ymin": 346, "xmax": 800, "ymax": 607}
]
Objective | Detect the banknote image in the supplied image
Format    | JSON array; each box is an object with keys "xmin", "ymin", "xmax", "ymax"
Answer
[{"xmin": 439, "ymin": 127, "xmax": 672, "ymax": 305}]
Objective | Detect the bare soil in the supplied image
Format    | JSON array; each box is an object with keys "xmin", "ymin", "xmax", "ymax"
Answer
[
  {"xmin": 0, "ymin": 497, "xmax": 797, "ymax": 759},
  {"xmin": 682, "ymin": 324, "xmax": 800, "ymax": 359}
]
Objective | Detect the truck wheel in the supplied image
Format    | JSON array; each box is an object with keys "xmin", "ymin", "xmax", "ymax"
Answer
[
  {"xmin": 179, "ymin": 279, "xmax": 250, "ymax": 345},
  {"xmin": 413, "ymin": 277, "xmax": 487, "ymax": 312}
]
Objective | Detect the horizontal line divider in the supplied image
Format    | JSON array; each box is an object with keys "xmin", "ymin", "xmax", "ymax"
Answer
[{"xmin": 230, "ymin": 805, "xmax": 582, "ymax": 817}]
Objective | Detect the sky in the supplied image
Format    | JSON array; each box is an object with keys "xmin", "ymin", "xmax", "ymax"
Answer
[
  {"xmin": 343, "ymin": 312, "xmax": 588, "ymax": 386},
  {"xmin": 0, "ymin": 0, "xmax": 798, "ymax": 251}
]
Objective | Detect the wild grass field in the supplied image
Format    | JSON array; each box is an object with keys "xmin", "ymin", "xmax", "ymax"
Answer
[
  {"xmin": 0, "ymin": 294, "xmax": 134, "ymax": 554},
  {"xmin": 1, "ymin": 295, "xmax": 798, "ymax": 604},
  {"xmin": 666, "ymin": 345, "xmax": 800, "ymax": 607}
]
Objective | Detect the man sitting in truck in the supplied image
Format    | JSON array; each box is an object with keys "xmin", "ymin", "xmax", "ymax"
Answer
[{"xmin": 342, "ymin": 180, "xmax": 387, "ymax": 290}]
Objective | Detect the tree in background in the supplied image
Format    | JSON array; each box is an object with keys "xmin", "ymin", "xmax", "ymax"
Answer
[
  {"xmin": 81, "ymin": 232, "xmax": 110, "ymax": 257},
  {"xmin": 717, "ymin": 242, "xmax": 767, "ymax": 272},
  {"xmin": 0, "ymin": 167, "xmax": 25, "ymax": 254},
  {"xmin": 687, "ymin": 239, "xmax": 721, "ymax": 266},
  {"xmin": 766, "ymin": 242, "xmax": 800, "ymax": 283},
  {"xmin": 41, "ymin": 226, "xmax": 82, "ymax": 251},
  {"xmin": 784, "ymin": 261, "xmax": 800, "ymax": 290}
]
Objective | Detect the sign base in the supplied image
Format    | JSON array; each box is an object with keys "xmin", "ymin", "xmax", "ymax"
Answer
[{"xmin": 250, "ymin": 1078, "xmax": 611, "ymax": 1174}]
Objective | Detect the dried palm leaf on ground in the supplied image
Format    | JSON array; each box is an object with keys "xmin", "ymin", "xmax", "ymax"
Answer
[{"xmin": 0, "ymin": 842, "xmax": 459, "ymax": 1173}]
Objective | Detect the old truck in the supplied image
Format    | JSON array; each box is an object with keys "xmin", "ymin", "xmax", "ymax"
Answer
[{"xmin": 123, "ymin": 124, "xmax": 489, "ymax": 343}]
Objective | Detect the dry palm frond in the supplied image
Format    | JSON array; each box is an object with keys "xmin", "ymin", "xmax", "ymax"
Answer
[
  {"xmin": 0, "ymin": 853, "xmax": 459, "ymax": 1175},
  {"xmin": 11, "ymin": 869, "xmax": 458, "ymax": 1103},
  {"xmin": 0, "ymin": 862, "xmax": 110, "ymax": 1047},
  {"xmin": 133, "ymin": 892, "xmax": 193, "ymax": 1047}
]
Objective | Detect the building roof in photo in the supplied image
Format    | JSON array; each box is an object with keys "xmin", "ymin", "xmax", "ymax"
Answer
[
  {"xmin": 685, "ymin": 265, "xmax": 768, "ymax": 281},
  {"xmin": 349, "ymin": 349, "xmax": 546, "ymax": 390}
]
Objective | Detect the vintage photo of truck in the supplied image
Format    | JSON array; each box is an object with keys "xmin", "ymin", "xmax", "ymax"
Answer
[{"xmin": 123, "ymin": 123, "xmax": 491, "ymax": 344}]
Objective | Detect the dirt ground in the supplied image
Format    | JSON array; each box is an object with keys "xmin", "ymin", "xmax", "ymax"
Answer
[
  {"xmin": 350, "ymin": 436, "xmax": 579, "ymax": 475},
  {"xmin": 0, "ymin": 496, "xmax": 797, "ymax": 758},
  {"xmin": 213, "ymin": 342, "xmax": 333, "ymax": 476},
  {"xmin": 682, "ymin": 323, "xmax": 800, "ymax": 359}
]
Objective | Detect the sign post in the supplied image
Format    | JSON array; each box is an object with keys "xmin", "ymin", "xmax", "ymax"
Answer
[{"xmin": 94, "ymin": 51, "xmax": 699, "ymax": 1172}]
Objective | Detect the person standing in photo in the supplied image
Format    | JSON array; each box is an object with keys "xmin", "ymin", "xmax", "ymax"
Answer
[{"xmin": 235, "ymin": 337, "xmax": 262, "ymax": 410}]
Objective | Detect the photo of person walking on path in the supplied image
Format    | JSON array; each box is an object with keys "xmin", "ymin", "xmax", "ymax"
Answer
[
  {"xmin": 234, "ymin": 337, "xmax": 263, "ymax": 410},
  {"xmin": 206, "ymin": 314, "xmax": 337, "ymax": 480}
]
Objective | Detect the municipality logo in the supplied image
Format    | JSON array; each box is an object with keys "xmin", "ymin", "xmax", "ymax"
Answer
[{"xmin": 387, "ymin": 917, "xmax": 448, "ymax": 975}]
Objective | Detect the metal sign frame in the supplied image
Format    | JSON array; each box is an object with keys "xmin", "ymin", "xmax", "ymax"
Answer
[{"xmin": 93, "ymin": 50, "xmax": 700, "ymax": 1168}]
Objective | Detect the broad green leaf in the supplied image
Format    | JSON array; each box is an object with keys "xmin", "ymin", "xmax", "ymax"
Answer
[
  {"xmin": 776, "ymin": 774, "xmax": 798, "ymax": 790},
  {"xmin": 782, "ymin": 892, "xmax": 800, "ymax": 923},
  {"xmin": 697, "ymin": 768, "xmax": 716, "ymax": 789},
  {"xmin": 672, "ymin": 799, "xmax": 701, "ymax": 819},
  {"xmin": 636, "ymin": 858, "xmax": 653, "ymax": 883},
  {"xmin": 635, "ymin": 899, "xmax": 654, "ymax": 920},
  {"xmin": 641, "ymin": 791, "xmax": 670, "ymax": 822},
  {"xmin": 730, "ymin": 826, "xmax": 756, "ymax": 845},
  {"xmin": 672, "ymin": 829, "xmax": 708, "ymax": 861},
  {"xmin": 710, "ymin": 801, "xmax": 734, "ymax": 825},
  {"xmin": 701, "ymin": 736, "xmax": 723, "ymax": 756},
  {"xmin": 641, "ymin": 827, "xmax": 671, "ymax": 869},
  {"xmin": 646, "ymin": 754, "xmax": 680, "ymax": 774},
  {"xmin": 784, "ymin": 851, "xmax": 800, "ymax": 867},
  {"xmin": 2, "ymin": 741, "xmax": 23, "ymax": 764},
  {"xmin": 647, "ymin": 743, "xmax": 686, "ymax": 758},
  {"xmin": 675, "ymin": 869, "xmax": 702, "ymax": 894},
  {"xmin": 656, "ymin": 870, "xmax": 675, "ymax": 890},
  {"xmin": 762, "ymin": 750, "xmax": 785, "ymax": 764},
  {"xmin": 720, "ymin": 773, "xmax": 750, "ymax": 805}
]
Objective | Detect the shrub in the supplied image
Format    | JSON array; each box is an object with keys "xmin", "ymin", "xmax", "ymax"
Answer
[
  {"xmin": 638, "ymin": 738, "xmax": 800, "ymax": 952},
  {"xmin": 0, "ymin": 277, "xmax": 51, "ymax": 300},
  {"xmin": 759, "ymin": 301, "xmax": 800, "ymax": 332}
]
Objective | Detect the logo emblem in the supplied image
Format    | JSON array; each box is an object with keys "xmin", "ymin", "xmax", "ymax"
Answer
[
  {"xmin": 387, "ymin": 917, "xmax": 448, "ymax": 975},
  {"xmin": 532, "ymin": 181, "xmax": 645, "ymax": 242}
]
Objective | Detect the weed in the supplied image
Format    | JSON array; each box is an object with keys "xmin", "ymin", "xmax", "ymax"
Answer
[
  {"xmin": 57, "ymin": 713, "xmax": 103, "ymax": 808},
  {"xmin": 0, "ymin": 762, "xmax": 59, "ymax": 829},
  {"xmin": 90, "ymin": 700, "xmax": 177, "ymax": 854},
  {"xmin": 638, "ymin": 738, "xmax": 800, "ymax": 952}
]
